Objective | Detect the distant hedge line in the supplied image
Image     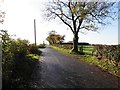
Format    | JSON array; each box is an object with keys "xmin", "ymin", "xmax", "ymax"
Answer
[
  {"xmin": 61, "ymin": 42, "xmax": 90, "ymax": 45},
  {"xmin": 54, "ymin": 44, "xmax": 72, "ymax": 50}
]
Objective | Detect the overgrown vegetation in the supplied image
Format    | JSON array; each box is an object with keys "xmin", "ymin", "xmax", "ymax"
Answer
[
  {"xmin": 51, "ymin": 44, "xmax": 120, "ymax": 77},
  {"xmin": 82, "ymin": 55, "xmax": 119, "ymax": 77},
  {"xmin": 0, "ymin": 30, "xmax": 41, "ymax": 89},
  {"xmin": 37, "ymin": 44, "xmax": 46, "ymax": 48},
  {"xmin": 94, "ymin": 45, "xmax": 120, "ymax": 66}
]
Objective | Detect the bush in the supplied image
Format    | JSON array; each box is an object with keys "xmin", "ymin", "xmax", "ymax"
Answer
[
  {"xmin": 0, "ymin": 30, "xmax": 14, "ymax": 83},
  {"xmin": 13, "ymin": 39, "xmax": 30, "ymax": 59},
  {"xmin": 29, "ymin": 44, "xmax": 41, "ymax": 55},
  {"xmin": 38, "ymin": 44, "xmax": 46, "ymax": 48},
  {"xmin": 1, "ymin": 30, "xmax": 41, "ymax": 88}
]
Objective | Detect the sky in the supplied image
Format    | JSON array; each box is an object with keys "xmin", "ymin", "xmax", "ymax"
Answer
[{"xmin": 0, "ymin": 0, "xmax": 119, "ymax": 45}]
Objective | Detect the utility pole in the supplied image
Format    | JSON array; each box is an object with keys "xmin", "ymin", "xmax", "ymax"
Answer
[{"xmin": 34, "ymin": 19, "xmax": 36, "ymax": 46}]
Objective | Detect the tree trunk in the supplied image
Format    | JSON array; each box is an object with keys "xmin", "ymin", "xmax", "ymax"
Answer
[{"xmin": 72, "ymin": 33, "xmax": 79, "ymax": 53}]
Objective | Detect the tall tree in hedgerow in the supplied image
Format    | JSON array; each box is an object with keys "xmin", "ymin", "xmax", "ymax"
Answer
[{"xmin": 44, "ymin": 0, "xmax": 116, "ymax": 53}]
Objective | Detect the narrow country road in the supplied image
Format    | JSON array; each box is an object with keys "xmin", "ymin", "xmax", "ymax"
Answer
[{"xmin": 29, "ymin": 46, "xmax": 119, "ymax": 88}]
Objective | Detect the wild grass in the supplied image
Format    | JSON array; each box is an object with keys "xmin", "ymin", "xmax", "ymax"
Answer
[
  {"xmin": 82, "ymin": 55, "xmax": 119, "ymax": 77},
  {"xmin": 51, "ymin": 45, "xmax": 71, "ymax": 55}
]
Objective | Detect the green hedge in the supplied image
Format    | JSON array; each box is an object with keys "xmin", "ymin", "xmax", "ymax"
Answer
[
  {"xmin": 37, "ymin": 44, "xmax": 46, "ymax": 48},
  {"xmin": 0, "ymin": 30, "xmax": 41, "ymax": 88},
  {"xmin": 94, "ymin": 45, "xmax": 120, "ymax": 66}
]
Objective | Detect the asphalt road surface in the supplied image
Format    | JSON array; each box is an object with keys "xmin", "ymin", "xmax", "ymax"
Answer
[{"xmin": 29, "ymin": 46, "xmax": 119, "ymax": 88}]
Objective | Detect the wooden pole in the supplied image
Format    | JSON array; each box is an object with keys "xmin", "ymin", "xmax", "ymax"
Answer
[{"xmin": 34, "ymin": 19, "xmax": 36, "ymax": 46}]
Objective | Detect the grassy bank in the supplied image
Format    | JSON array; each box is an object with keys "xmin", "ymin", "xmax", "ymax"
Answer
[
  {"xmin": 82, "ymin": 55, "xmax": 119, "ymax": 77},
  {"xmin": 51, "ymin": 45, "xmax": 71, "ymax": 55},
  {"xmin": 51, "ymin": 45, "xmax": 120, "ymax": 77}
]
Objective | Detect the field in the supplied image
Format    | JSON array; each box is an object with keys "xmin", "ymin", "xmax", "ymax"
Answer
[{"xmin": 78, "ymin": 45, "xmax": 94, "ymax": 54}]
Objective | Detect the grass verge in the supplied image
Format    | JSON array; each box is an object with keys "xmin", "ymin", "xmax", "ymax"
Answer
[
  {"xmin": 51, "ymin": 45, "xmax": 120, "ymax": 77},
  {"xmin": 51, "ymin": 45, "xmax": 71, "ymax": 55},
  {"xmin": 82, "ymin": 55, "xmax": 119, "ymax": 77}
]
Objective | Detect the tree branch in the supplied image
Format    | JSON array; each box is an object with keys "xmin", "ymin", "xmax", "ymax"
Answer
[
  {"xmin": 77, "ymin": 19, "xmax": 83, "ymax": 33},
  {"xmin": 61, "ymin": 13, "xmax": 72, "ymax": 20},
  {"xmin": 89, "ymin": 12, "xmax": 106, "ymax": 25},
  {"xmin": 51, "ymin": 1, "xmax": 73, "ymax": 21},
  {"xmin": 80, "ymin": 25, "xmax": 98, "ymax": 31},
  {"xmin": 52, "ymin": 12, "xmax": 74, "ymax": 33}
]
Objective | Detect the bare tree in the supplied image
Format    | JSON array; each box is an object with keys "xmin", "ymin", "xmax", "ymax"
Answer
[{"xmin": 44, "ymin": 0, "xmax": 116, "ymax": 53}]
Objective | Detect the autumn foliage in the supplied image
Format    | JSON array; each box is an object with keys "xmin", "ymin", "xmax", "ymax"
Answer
[{"xmin": 46, "ymin": 31, "xmax": 65, "ymax": 45}]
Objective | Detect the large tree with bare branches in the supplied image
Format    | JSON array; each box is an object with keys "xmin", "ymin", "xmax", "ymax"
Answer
[{"xmin": 44, "ymin": 0, "xmax": 116, "ymax": 53}]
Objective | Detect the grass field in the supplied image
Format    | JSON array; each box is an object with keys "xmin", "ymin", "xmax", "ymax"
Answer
[{"xmin": 78, "ymin": 45, "xmax": 95, "ymax": 55}]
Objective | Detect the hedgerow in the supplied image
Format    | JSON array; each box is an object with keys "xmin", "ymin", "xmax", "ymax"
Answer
[
  {"xmin": 94, "ymin": 45, "xmax": 120, "ymax": 66},
  {"xmin": 0, "ymin": 30, "xmax": 41, "ymax": 88}
]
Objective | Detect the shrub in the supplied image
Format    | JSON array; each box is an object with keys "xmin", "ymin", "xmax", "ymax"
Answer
[
  {"xmin": 13, "ymin": 39, "xmax": 30, "ymax": 59},
  {"xmin": 38, "ymin": 44, "xmax": 46, "ymax": 48},
  {"xmin": 1, "ymin": 30, "xmax": 41, "ymax": 88},
  {"xmin": 29, "ymin": 44, "xmax": 41, "ymax": 55}
]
